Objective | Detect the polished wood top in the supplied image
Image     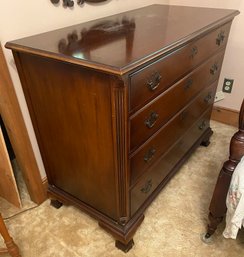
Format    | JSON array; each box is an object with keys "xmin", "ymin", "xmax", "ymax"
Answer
[{"xmin": 6, "ymin": 5, "xmax": 239, "ymax": 75}]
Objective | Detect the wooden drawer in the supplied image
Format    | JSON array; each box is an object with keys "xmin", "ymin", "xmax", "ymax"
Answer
[
  {"xmin": 130, "ymin": 50, "xmax": 224, "ymax": 151},
  {"xmin": 130, "ymin": 108, "xmax": 212, "ymax": 216},
  {"xmin": 129, "ymin": 22, "xmax": 231, "ymax": 112},
  {"xmin": 130, "ymin": 82, "xmax": 217, "ymax": 185}
]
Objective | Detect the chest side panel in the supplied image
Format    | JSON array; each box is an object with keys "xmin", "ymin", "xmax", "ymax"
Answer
[{"xmin": 16, "ymin": 53, "xmax": 118, "ymax": 219}]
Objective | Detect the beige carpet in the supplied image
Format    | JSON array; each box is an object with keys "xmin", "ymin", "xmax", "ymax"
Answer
[{"xmin": 1, "ymin": 121, "xmax": 244, "ymax": 257}]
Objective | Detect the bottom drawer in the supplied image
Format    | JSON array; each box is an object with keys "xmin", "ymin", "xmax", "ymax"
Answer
[{"xmin": 130, "ymin": 107, "xmax": 212, "ymax": 216}]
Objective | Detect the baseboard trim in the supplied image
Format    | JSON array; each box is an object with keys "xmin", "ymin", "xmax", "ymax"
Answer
[{"xmin": 211, "ymin": 106, "xmax": 239, "ymax": 127}]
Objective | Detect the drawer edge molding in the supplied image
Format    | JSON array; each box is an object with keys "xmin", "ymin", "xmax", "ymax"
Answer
[
  {"xmin": 129, "ymin": 22, "xmax": 231, "ymax": 112},
  {"xmin": 129, "ymin": 49, "xmax": 224, "ymax": 119},
  {"xmin": 129, "ymin": 51, "xmax": 224, "ymax": 151},
  {"xmin": 130, "ymin": 113, "xmax": 213, "ymax": 216},
  {"xmin": 130, "ymin": 81, "xmax": 218, "ymax": 158},
  {"xmin": 130, "ymin": 107, "xmax": 213, "ymax": 187},
  {"xmin": 131, "ymin": 128, "xmax": 213, "ymax": 218}
]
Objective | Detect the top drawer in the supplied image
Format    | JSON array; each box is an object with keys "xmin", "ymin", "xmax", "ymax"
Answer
[{"xmin": 129, "ymin": 22, "xmax": 231, "ymax": 112}]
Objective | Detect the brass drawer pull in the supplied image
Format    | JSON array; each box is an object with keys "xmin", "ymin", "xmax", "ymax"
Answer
[
  {"xmin": 190, "ymin": 45, "xmax": 198, "ymax": 58},
  {"xmin": 184, "ymin": 78, "xmax": 193, "ymax": 90},
  {"xmin": 141, "ymin": 179, "xmax": 152, "ymax": 194},
  {"xmin": 145, "ymin": 111, "xmax": 159, "ymax": 128},
  {"xmin": 147, "ymin": 71, "xmax": 162, "ymax": 91},
  {"xmin": 144, "ymin": 148, "xmax": 156, "ymax": 163},
  {"xmin": 204, "ymin": 93, "xmax": 212, "ymax": 103},
  {"xmin": 210, "ymin": 63, "xmax": 219, "ymax": 75},
  {"xmin": 199, "ymin": 120, "xmax": 207, "ymax": 130},
  {"xmin": 179, "ymin": 111, "xmax": 188, "ymax": 121},
  {"xmin": 216, "ymin": 31, "xmax": 225, "ymax": 46}
]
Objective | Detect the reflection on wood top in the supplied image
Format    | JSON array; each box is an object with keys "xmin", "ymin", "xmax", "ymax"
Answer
[{"xmin": 6, "ymin": 5, "xmax": 239, "ymax": 75}]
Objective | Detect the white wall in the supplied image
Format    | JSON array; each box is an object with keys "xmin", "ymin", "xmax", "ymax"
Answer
[
  {"xmin": 169, "ymin": 0, "xmax": 244, "ymax": 111},
  {"xmin": 0, "ymin": 0, "xmax": 169, "ymax": 178}
]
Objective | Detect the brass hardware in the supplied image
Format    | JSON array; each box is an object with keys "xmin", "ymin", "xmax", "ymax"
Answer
[
  {"xmin": 190, "ymin": 45, "xmax": 198, "ymax": 58},
  {"xmin": 216, "ymin": 31, "xmax": 225, "ymax": 46},
  {"xmin": 144, "ymin": 148, "xmax": 156, "ymax": 163},
  {"xmin": 141, "ymin": 179, "xmax": 152, "ymax": 194},
  {"xmin": 199, "ymin": 120, "xmax": 206, "ymax": 130},
  {"xmin": 147, "ymin": 71, "xmax": 162, "ymax": 91},
  {"xmin": 145, "ymin": 111, "xmax": 159, "ymax": 128},
  {"xmin": 184, "ymin": 78, "xmax": 193, "ymax": 90},
  {"xmin": 204, "ymin": 93, "xmax": 212, "ymax": 103},
  {"xmin": 179, "ymin": 111, "xmax": 188, "ymax": 121},
  {"xmin": 210, "ymin": 63, "xmax": 219, "ymax": 75}
]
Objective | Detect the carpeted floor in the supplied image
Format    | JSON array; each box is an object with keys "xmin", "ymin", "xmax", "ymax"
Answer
[{"xmin": 1, "ymin": 121, "xmax": 244, "ymax": 257}]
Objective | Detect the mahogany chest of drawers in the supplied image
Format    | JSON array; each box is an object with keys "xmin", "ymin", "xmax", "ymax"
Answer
[{"xmin": 6, "ymin": 5, "xmax": 239, "ymax": 252}]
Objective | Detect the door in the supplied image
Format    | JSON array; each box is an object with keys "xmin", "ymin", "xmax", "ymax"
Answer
[{"xmin": 0, "ymin": 125, "xmax": 21, "ymax": 208}]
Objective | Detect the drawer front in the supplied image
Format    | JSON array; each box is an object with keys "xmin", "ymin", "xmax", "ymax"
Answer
[
  {"xmin": 130, "ymin": 108, "xmax": 212, "ymax": 216},
  {"xmin": 130, "ymin": 50, "xmax": 224, "ymax": 151},
  {"xmin": 129, "ymin": 22, "xmax": 231, "ymax": 112},
  {"xmin": 130, "ymin": 82, "xmax": 217, "ymax": 185}
]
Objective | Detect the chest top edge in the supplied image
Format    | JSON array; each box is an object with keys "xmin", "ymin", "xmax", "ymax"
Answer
[{"xmin": 5, "ymin": 5, "xmax": 239, "ymax": 76}]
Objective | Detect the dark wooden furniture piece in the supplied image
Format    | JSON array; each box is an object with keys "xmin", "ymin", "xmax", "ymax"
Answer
[
  {"xmin": 0, "ymin": 214, "xmax": 21, "ymax": 257},
  {"xmin": 203, "ymin": 99, "xmax": 244, "ymax": 242},
  {"xmin": 6, "ymin": 5, "xmax": 239, "ymax": 252}
]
